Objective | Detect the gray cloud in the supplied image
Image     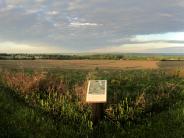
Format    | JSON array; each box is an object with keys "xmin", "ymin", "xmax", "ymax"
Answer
[{"xmin": 0, "ymin": 0, "xmax": 184, "ymax": 52}]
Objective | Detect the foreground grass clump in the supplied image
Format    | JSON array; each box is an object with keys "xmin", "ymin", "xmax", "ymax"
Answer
[
  {"xmin": 0, "ymin": 82, "xmax": 57, "ymax": 138},
  {"xmin": 1, "ymin": 71, "xmax": 93, "ymax": 136},
  {"xmin": 1, "ymin": 69, "xmax": 184, "ymax": 137}
]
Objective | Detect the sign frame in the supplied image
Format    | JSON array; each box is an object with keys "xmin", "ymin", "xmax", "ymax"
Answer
[{"xmin": 86, "ymin": 80, "xmax": 107, "ymax": 103}]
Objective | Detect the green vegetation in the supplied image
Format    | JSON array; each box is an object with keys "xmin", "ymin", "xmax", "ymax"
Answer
[
  {"xmin": 159, "ymin": 60, "xmax": 184, "ymax": 69},
  {"xmin": 0, "ymin": 84, "xmax": 57, "ymax": 138},
  {"xmin": 1, "ymin": 53, "xmax": 184, "ymax": 60},
  {"xmin": 1, "ymin": 69, "xmax": 184, "ymax": 137}
]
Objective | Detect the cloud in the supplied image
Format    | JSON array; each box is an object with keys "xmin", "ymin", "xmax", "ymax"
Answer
[
  {"xmin": 148, "ymin": 47, "xmax": 184, "ymax": 53},
  {"xmin": 0, "ymin": 0, "xmax": 6, "ymax": 9},
  {"xmin": 131, "ymin": 32, "xmax": 184, "ymax": 42},
  {"xmin": 67, "ymin": 0, "xmax": 84, "ymax": 11},
  {"xmin": 35, "ymin": 0, "xmax": 46, "ymax": 2},
  {"xmin": 69, "ymin": 22, "xmax": 101, "ymax": 27},
  {"xmin": 91, "ymin": 42, "xmax": 184, "ymax": 53},
  {"xmin": 0, "ymin": 41, "xmax": 70, "ymax": 53},
  {"xmin": 25, "ymin": 9, "xmax": 42, "ymax": 14},
  {"xmin": 159, "ymin": 13, "xmax": 173, "ymax": 17},
  {"xmin": 47, "ymin": 10, "xmax": 59, "ymax": 15},
  {"xmin": 0, "ymin": 0, "xmax": 184, "ymax": 53}
]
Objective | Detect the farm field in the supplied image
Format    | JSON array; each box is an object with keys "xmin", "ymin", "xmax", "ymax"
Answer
[
  {"xmin": 1, "ymin": 60, "xmax": 184, "ymax": 137},
  {"xmin": 0, "ymin": 60, "xmax": 159, "ymax": 70},
  {"xmin": 1, "ymin": 60, "xmax": 184, "ymax": 71}
]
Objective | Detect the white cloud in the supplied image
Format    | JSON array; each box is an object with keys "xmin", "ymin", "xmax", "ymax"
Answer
[
  {"xmin": 159, "ymin": 13, "xmax": 173, "ymax": 17},
  {"xmin": 92, "ymin": 42, "xmax": 184, "ymax": 53},
  {"xmin": 68, "ymin": 0, "xmax": 83, "ymax": 11},
  {"xmin": 7, "ymin": 4, "xmax": 15, "ymax": 9},
  {"xmin": 35, "ymin": 0, "xmax": 46, "ymax": 2},
  {"xmin": 26, "ymin": 9, "xmax": 41, "ymax": 14},
  {"xmin": 0, "ymin": 4, "xmax": 16, "ymax": 12},
  {"xmin": 47, "ymin": 10, "xmax": 59, "ymax": 15},
  {"xmin": 131, "ymin": 32, "xmax": 184, "ymax": 42},
  {"xmin": 69, "ymin": 22, "xmax": 101, "ymax": 27},
  {"xmin": 0, "ymin": 41, "xmax": 69, "ymax": 53}
]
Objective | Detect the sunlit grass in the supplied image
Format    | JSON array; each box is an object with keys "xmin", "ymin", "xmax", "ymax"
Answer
[{"xmin": 1, "ymin": 69, "xmax": 184, "ymax": 137}]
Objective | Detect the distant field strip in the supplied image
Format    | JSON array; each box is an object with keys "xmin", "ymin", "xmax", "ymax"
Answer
[{"xmin": 0, "ymin": 60, "xmax": 159, "ymax": 70}]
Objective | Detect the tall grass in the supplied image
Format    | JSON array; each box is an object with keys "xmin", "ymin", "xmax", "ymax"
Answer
[
  {"xmin": 1, "ymin": 69, "xmax": 184, "ymax": 137},
  {"xmin": 2, "ymin": 71, "xmax": 93, "ymax": 136}
]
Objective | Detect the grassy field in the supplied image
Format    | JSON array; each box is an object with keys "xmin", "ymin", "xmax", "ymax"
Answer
[
  {"xmin": 1, "ymin": 59, "xmax": 184, "ymax": 70},
  {"xmin": 0, "ymin": 60, "xmax": 159, "ymax": 70},
  {"xmin": 1, "ymin": 60, "xmax": 184, "ymax": 137}
]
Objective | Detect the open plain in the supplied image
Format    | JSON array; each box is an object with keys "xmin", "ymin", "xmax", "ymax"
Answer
[
  {"xmin": 1, "ymin": 59, "xmax": 184, "ymax": 137},
  {"xmin": 0, "ymin": 60, "xmax": 159, "ymax": 70}
]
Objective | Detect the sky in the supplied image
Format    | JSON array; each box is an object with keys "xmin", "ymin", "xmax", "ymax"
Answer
[{"xmin": 0, "ymin": 0, "xmax": 184, "ymax": 53}]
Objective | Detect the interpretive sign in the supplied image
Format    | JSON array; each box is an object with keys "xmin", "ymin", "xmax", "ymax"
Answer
[{"xmin": 86, "ymin": 80, "xmax": 107, "ymax": 103}]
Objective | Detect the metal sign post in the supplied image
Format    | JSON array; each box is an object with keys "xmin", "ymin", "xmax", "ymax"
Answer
[{"xmin": 86, "ymin": 80, "xmax": 107, "ymax": 125}]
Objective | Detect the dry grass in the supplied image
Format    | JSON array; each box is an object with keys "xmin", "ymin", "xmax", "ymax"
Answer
[
  {"xmin": 2, "ymin": 71, "xmax": 66, "ymax": 96},
  {"xmin": 0, "ymin": 60, "xmax": 159, "ymax": 70},
  {"xmin": 135, "ymin": 92, "xmax": 146, "ymax": 109},
  {"xmin": 2, "ymin": 71, "xmax": 44, "ymax": 95},
  {"xmin": 75, "ymin": 80, "xmax": 88, "ymax": 104}
]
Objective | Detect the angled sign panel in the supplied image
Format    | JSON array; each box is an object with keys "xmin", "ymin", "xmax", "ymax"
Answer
[{"xmin": 86, "ymin": 80, "xmax": 107, "ymax": 103}]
